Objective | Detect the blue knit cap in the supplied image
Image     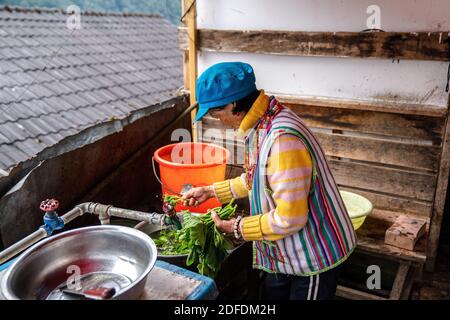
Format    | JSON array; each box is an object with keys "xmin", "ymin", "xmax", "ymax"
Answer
[{"xmin": 194, "ymin": 62, "xmax": 257, "ymax": 122}]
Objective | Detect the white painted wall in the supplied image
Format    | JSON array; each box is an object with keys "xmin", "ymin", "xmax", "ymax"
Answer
[
  {"xmin": 197, "ymin": 0, "xmax": 450, "ymax": 32},
  {"xmin": 196, "ymin": 0, "xmax": 450, "ymax": 107}
]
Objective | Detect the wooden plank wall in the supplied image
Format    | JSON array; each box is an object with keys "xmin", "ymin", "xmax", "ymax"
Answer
[
  {"xmin": 180, "ymin": 22, "xmax": 450, "ymax": 269},
  {"xmin": 200, "ymin": 98, "xmax": 447, "ymax": 223}
]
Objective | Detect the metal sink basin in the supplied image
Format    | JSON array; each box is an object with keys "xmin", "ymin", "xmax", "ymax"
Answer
[{"xmin": 1, "ymin": 225, "xmax": 157, "ymax": 300}]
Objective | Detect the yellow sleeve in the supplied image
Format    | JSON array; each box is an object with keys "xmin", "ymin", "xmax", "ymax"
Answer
[
  {"xmin": 241, "ymin": 134, "xmax": 312, "ymax": 241},
  {"xmin": 213, "ymin": 173, "xmax": 248, "ymax": 204}
]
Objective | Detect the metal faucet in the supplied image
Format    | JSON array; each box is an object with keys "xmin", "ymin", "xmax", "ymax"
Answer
[
  {"xmin": 162, "ymin": 202, "xmax": 182, "ymax": 230},
  {"xmin": 40, "ymin": 199, "xmax": 65, "ymax": 236}
]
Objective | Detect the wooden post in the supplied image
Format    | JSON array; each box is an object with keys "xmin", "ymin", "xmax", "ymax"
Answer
[
  {"xmin": 180, "ymin": 1, "xmax": 190, "ymax": 91},
  {"xmin": 426, "ymin": 112, "xmax": 450, "ymax": 271},
  {"xmin": 400, "ymin": 263, "xmax": 423, "ymax": 300},
  {"xmin": 389, "ymin": 261, "xmax": 411, "ymax": 300},
  {"xmin": 182, "ymin": 0, "xmax": 198, "ymax": 142},
  {"xmin": 183, "ymin": 51, "xmax": 190, "ymax": 91}
]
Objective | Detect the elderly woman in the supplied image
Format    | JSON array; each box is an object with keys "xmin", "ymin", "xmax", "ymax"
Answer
[{"xmin": 183, "ymin": 62, "xmax": 357, "ymax": 300}]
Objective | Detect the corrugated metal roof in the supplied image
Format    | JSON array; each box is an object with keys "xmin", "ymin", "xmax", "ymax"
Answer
[{"xmin": 0, "ymin": 6, "xmax": 183, "ymax": 170}]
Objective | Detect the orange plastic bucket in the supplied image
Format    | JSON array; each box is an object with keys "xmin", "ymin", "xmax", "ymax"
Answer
[{"xmin": 153, "ymin": 142, "xmax": 230, "ymax": 213}]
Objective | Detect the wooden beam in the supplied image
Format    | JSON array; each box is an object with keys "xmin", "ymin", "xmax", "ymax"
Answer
[
  {"xmin": 336, "ymin": 285, "xmax": 387, "ymax": 300},
  {"xmin": 369, "ymin": 208, "xmax": 430, "ymax": 226},
  {"xmin": 179, "ymin": 28, "xmax": 450, "ymax": 62},
  {"xmin": 314, "ymin": 131, "xmax": 440, "ymax": 172},
  {"xmin": 182, "ymin": 0, "xmax": 198, "ymax": 142},
  {"xmin": 329, "ymin": 160, "xmax": 437, "ymax": 202},
  {"xmin": 339, "ymin": 186, "xmax": 432, "ymax": 218},
  {"xmin": 356, "ymin": 235, "xmax": 426, "ymax": 263},
  {"xmin": 275, "ymin": 93, "xmax": 448, "ymax": 118},
  {"xmin": 426, "ymin": 116, "xmax": 450, "ymax": 271}
]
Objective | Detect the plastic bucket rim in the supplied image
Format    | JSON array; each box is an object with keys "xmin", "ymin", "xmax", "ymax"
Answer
[{"xmin": 153, "ymin": 142, "xmax": 231, "ymax": 169}]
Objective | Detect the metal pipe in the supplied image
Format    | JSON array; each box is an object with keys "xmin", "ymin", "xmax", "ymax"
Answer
[
  {"xmin": 105, "ymin": 206, "xmax": 166, "ymax": 226},
  {"xmin": 0, "ymin": 202, "xmax": 168, "ymax": 266},
  {"xmin": 87, "ymin": 203, "xmax": 112, "ymax": 225},
  {"xmin": 60, "ymin": 205, "xmax": 87, "ymax": 225},
  {"xmin": 0, "ymin": 228, "xmax": 47, "ymax": 265}
]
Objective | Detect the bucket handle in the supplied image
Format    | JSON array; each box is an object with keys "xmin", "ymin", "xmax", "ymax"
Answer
[
  {"xmin": 152, "ymin": 155, "xmax": 234, "ymax": 197},
  {"xmin": 152, "ymin": 156, "xmax": 184, "ymax": 196}
]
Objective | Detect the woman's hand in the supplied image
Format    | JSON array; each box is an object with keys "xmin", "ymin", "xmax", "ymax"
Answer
[
  {"xmin": 211, "ymin": 210, "xmax": 236, "ymax": 234},
  {"xmin": 182, "ymin": 186, "xmax": 215, "ymax": 206}
]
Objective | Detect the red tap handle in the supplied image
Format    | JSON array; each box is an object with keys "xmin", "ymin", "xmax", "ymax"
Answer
[
  {"xmin": 40, "ymin": 199, "xmax": 59, "ymax": 211},
  {"xmin": 162, "ymin": 202, "xmax": 175, "ymax": 215}
]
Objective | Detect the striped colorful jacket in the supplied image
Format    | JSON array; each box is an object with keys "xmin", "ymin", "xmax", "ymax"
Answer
[{"xmin": 213, "ymin": 91, "xmax": 357, "ymax": 276}]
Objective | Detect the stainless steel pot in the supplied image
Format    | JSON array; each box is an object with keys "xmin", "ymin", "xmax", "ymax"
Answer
[
  {"xmin": 148, "ymin": 228, "xmax": 192, "ymax": 270},
  {"xmin": 1, "ymin": 225, "xmax": 157, "ymax": 300}
]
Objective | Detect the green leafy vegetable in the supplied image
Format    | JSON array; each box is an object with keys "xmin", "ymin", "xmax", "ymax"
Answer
[
  {"xmin": 158, "ymin": 194, "xmax": 239, "ymax": 277},
  {"xmin": 153, "ymin": 228, "xmax": 190, "ymax": 256},
  {"xmin": 163, "ymin": 194, "xmax": 183, "ymax": 206},
  {"xmin": 182, "ymin": 199, "xmax": 238, "ymax": 278}
]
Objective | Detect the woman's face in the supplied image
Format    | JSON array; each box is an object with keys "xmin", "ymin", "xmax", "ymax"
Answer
[{"xmin": 208, "ymin": 103, "xmax": 245, "ymax": 129}]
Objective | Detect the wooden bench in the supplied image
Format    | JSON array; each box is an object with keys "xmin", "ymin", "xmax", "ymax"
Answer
[{"xmin": 199, "ymin": 93, "xmax": 450, "ymax": 300}]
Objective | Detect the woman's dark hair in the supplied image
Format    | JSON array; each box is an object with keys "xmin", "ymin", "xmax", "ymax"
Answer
[
  {"xmin": 215, "ymin": 89, "xmax": 261, "ymax": 115},
  {"xmin": 232, "ymin": 89, "xmax": 261, "ymax": 115}
]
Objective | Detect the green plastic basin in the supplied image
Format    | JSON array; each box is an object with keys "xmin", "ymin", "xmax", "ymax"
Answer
[{"xmin": 340, "ymin": 190, "xmax": 373, "ymax": 230}]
